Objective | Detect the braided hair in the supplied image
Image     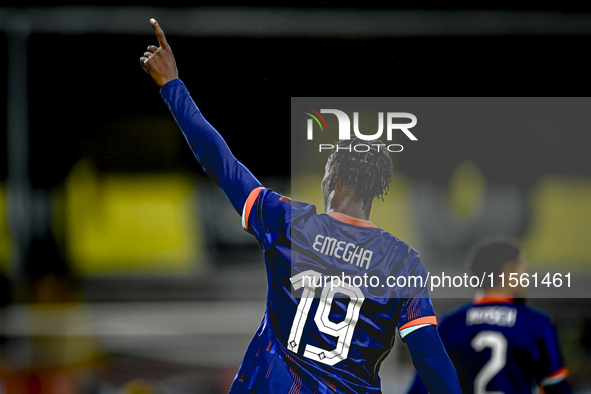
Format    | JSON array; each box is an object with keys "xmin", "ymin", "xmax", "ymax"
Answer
[{"xmin": 326, "ymin": 138, "xmax": 393, "ymax": 208}]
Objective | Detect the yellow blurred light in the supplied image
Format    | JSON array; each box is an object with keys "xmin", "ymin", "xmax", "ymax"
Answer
[
  {"xmin": 63, "ymin": 161, "xmax": 201, "ymax": 275},
  {"xmin": 522, "ymin": 175, "xmax": 591, "ymax": 268},
  {"xmin": 447, "ymin": 160, "xmax": 486, "ymax": 220}
]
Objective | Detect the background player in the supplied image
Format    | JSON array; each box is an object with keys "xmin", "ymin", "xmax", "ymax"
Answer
[
  {"xmin": 140, "ymin": 18, "xmax": 461, "ymax": 394},
  {"xmin": 407, "ymin": 236, "xmax": 572, "ymax": 394}
]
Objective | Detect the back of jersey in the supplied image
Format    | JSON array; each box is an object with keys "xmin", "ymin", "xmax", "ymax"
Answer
[
  {"xmin": 437, "ymin": 299, "xmax": 568, "ymax": 394},
  {"xmin": 247, "ymin": 190, "xmax": 436, "ymax": 393}
]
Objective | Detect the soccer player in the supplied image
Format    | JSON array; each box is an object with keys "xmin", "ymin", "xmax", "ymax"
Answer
[
  {"xmin": 407, "ymin": 236, "xmax": 572, "ymax": 394},
  {"xmin": 140, "ymin": 19, "xmax": 461, "ymax": 394}
]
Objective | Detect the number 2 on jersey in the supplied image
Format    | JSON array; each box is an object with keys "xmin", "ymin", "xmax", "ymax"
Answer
[
  {"xmin": 471, "ymin": 331, "xmax": 508, "ymax": 394},
  {"xmin": 287, "ymin": 270, "xmax": 365, "ymax": 366}
]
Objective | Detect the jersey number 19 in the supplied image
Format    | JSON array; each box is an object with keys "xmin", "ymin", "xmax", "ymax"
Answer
[{"xmin": 287, "ymin": 270, "xmax": 365, "ymax": 366}]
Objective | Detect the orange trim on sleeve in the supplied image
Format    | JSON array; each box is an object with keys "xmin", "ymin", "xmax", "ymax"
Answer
[
  {"xmin": 243, "ymin": 187, "xmax": 265, "ymax": 232},
  {"xmin": 399, "ymin": 316, "xmax": 437, "ymax": 331},
  {"xmin": 546, "ymin": 367, "xmax": 569, "ymax": 380},
  {"xmin": 541, "ymin": 367, "xmax": 569, "ymax": 387}
]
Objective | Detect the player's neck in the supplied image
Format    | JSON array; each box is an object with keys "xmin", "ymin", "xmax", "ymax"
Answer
[
  {"xmin": 326, "ymin": 190, "xmax": 372, "ymax": 221},
  {"xmin": 330, "ymin": 206, "xmax": 371, "ymax": 221}
]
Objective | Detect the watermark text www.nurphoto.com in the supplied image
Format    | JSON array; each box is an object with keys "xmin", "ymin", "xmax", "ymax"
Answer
[{"xmin": 299, "ymin": 272, "xmax": 571, "ymax": 292}]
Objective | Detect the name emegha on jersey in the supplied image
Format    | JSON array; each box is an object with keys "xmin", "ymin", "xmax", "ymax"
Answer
[
  {"xmin": 312, "ymin": 234, "xmax": 373, "ymax": 269},
  {"xmin": 466, "ymin": 306, "xmax": 517, "ymax": 327}
]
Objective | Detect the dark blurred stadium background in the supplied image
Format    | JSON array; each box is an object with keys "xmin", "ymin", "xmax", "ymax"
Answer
[{"xmin": 1, "ymin": 2, "xmax": 591, "ymax": 393}]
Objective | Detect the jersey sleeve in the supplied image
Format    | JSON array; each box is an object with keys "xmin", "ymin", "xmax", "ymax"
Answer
[
  {"xmin": 397, "ymin": 251, "xmax": 437, "ymax": 339},
  {"xmin": 241, "ymin": 187, "xmax": 291, "ymax": 250},
  {"xmin": 160, "ymin": 79, "xmax": 262, "ymax": 214},
  {"xmin": 405, "ymin": 326, "xmax": 462, "ymax": 394},
  {"xmin": 406, "ymin": 371, "xmax": 429, "ymax": 394},
  {"xmin": 537, "ymin": 320, "xmax": 570, "ymax": 388}
]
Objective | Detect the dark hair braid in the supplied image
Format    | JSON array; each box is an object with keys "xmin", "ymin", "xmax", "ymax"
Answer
[{"xmin": 327, "ymin": 138, "xmax": 393, "ymax": 208}]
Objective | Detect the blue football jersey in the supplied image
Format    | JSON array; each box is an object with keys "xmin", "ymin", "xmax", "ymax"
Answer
[
  {"xmin": 229, "ymin": 187, "xmax": 436, "ymax": 394},
  {"xmin": 407, "ymin": 296, "xmax": 569, "ymax": 394}
]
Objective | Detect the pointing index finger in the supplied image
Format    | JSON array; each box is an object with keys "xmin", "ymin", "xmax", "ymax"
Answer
[{"xmin": 150, "ymin": 18, "xmax": 169, "ymax": 49}]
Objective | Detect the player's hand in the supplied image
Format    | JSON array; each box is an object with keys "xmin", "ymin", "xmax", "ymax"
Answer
[{"xmin": 140, "ymin": 18, "xmax": 178, "ymax": 87}]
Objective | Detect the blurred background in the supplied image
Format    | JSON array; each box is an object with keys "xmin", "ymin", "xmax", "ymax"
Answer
[{"xmin": 1, "ymin": 1, "xmax": 591, "ymax": 393}]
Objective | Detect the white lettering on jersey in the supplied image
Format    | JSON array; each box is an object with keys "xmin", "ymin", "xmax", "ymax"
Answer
[
  {"xmin": 466, "ymin": 306, "xmax": 517, "ymax": 327},
  {"xmin": 312, "ymin": 234, "xmax": 373, "ymax": 269}
]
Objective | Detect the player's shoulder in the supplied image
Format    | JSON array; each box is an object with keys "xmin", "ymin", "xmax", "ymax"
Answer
[
  {"xmin": 382, "ymin": 234, "xmax": 422, "ymax": 262},
  {"xmin": 271, "ymin": 193, "xmax": 318, "ymax": 221},
  {"xmin": 243, "ymin": 188, "xmax": 315, "ymax": 234},
  {"xmin": 381, "ymin": 236, "xmax": 426, "ymax": 277},
  {"xmin": 397, "ymin": 237, "xmax": 421, "ymax": 257},
  {"xmin": 344, "ymin": 220, "xmax": 417, "ymax": 254},
  {"xmin": 254, "ymin": 188, "xmax": 315, "ymax": 212},
  {"xmin": 338, "ymin": 216, "xmax": 420, "ymax": 260},
  {"xmin": 515, "ymin": 302, "xmax": 553, "ymax": 327},
  {"xmin": 370, "ymin": 225, "xmax": 409, "ymax": 243}
]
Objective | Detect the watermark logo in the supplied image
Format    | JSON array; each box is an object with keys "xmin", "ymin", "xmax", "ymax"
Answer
[
  {"xmin": 304, "ymin": 108, "xmax": 417, "ymax": 152},
  {"xmin": 303, "ymin": 107, "xmax": 329, "ymax": 135}
]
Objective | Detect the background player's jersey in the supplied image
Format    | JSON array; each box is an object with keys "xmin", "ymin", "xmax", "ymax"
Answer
[
  {"xmin": 408, "ymin": 296, "xmax": 569, "ymax": 394},
  {"xmin": 230, "ymin": 187, "xmax": 436, "ymax": 394}
]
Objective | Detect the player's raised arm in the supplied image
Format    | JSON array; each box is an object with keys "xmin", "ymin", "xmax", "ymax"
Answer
[{"xmin": 140, "ymin": 19, "xmax": 262, "ymax": 214}]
